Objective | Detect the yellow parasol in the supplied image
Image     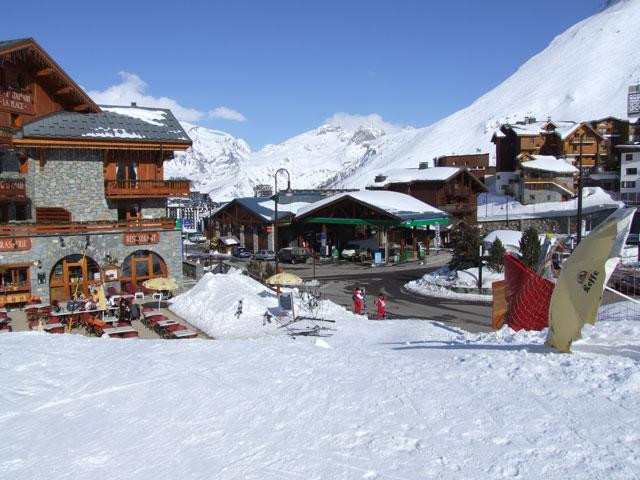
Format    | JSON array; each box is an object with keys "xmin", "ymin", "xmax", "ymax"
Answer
[
  {"xmin": 265, "ymin": 272, "xmax": 303, "ymax": 287},
  {"xmin": 546, "ymin": 208, "xmax": 635, "ymax": 352},
  {"xmin": 143, "ymin": 277, "xmax": 179, "ymax": 309}
]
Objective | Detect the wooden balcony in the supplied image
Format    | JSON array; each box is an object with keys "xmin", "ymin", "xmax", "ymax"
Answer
[
  {"xmin": 104, "ymin": 179, "xmax": 190, "ymax": 199},
  {"xmin": 0, "ymin": 218, "xmax": 177, "ymax": 237},
  {"xmin": 0, "ymin": 177, "xmax": 26, "ymax": 199}
]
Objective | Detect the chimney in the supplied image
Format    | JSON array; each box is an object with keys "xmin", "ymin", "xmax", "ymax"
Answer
[
  {"xmin": 374, "ymin": 174, "xmax": 387, "ymax": 183},
  {"xmin": 131, "ymin": 101, "xmax": 137, "ymax": 107},
  {"xmin": 419, "ymin": 161, "xmax": 429, "ymax": 170}
]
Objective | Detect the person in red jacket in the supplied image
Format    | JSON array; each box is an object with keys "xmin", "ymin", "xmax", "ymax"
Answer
[
  {"xmin": 352, "ymin": 288, "xmax": 363, "ymax": 314},
  {"xmin": 375, "ymin": 293, "xmax": 386, "ymax": 320}
]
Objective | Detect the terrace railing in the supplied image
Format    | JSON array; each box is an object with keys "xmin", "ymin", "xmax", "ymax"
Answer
[
  {"xmin": 104, "ymin": 179, "xmax": 190, "ymax": 199},
  {"xmin": 0, "ymin": 218, "xmax": 177, "ymax": 237}
]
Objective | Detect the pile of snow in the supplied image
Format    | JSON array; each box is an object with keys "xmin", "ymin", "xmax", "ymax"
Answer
[
  {"xmin": 482, "ymin": 229, "xmax": 547, "ymax": 253},
  {"xmin": 477, "ymin": 187, "xmax": 623, "ymax": 221},
  {"xmin": 1, "ymin": 310, "xmax": 639, "ymax": 478},
  {"xmin": 405, "ymin": 266, "xmax": 504, "ymax": 302},
  {"xmin": 170, "ymin": 271, "xmax": 351, "ymax": 339}
]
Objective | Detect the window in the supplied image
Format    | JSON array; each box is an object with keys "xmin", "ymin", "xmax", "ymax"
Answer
[
  {"xmin": 622, "ymin": 181, "xmax": 636, "ymax": 189},
  {"xmin": 530, "ymin": 195, "xmax": 535, "ymax": 200},
  {"xmin": 0, "ymin": 266, "xmax": 29, "ymax": 292},
  {"xmin": 547, "ymin": 195, "xmax": 552, "ymax": 201},
  {"xmin": 529, "ymin": 138, "xmax": 535, "ymax": 145},
  {"xmin": 626, "ymin": 154, "xmax": 634, "ymax": 161},
  {"xmin": 10, "ymin": 113, "xmax": 21, "ymax": 128},
  {"xmin": 626, "ymin": 168, "xmax": 637, "ymax": 175}
]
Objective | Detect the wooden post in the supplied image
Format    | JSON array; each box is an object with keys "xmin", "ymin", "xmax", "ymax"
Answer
[{"xmin": 412, "ymin": 230, "xmax": 417, "ymax": 259}]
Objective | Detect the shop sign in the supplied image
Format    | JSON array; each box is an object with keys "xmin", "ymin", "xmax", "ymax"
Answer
[
  {"xmin": 0, "ymin": 89, "xmax": 36, "ymax": 115},
  {"xmin": 123, "ymin": 232, "xmax": 159, "ymax": 246},
  {"xmin": 266, "ymin": 226, "xmax": 273, "ymax": 233},
  {"xmin": 0, "ymin": 237, "xmax": 31, "ymax": 251}
]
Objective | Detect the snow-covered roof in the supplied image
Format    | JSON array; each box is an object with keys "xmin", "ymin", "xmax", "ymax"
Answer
[
  {"xmin": 17, "ymin": 105, "xmax": 191, "ymax": 144},
  {"xmin": 369, "ymin": 167, "xmax": 460, "ymax": 187},
  {"xmin": 218, "ymin": 192, "xmax": 329, "ymax": 223},
  {"xmin": 296, "ymin": 190, "xmax": 447, "ymax": 221},
  {"xmin": 504, "ymin": 120, "xmax": 577, "ymax": 137},
  {"xmin": 519, "ymin": 155, "xmax": 578, "ymax": 174}
]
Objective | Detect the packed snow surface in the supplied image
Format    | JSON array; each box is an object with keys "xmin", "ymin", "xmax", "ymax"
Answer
[
  {"xmin": 405, "ymin": 266, "xmax": 504, "ymax": 302},
  {"xmin": 1, "ymin": 308, "xmax": 639, "ymax": 478}
]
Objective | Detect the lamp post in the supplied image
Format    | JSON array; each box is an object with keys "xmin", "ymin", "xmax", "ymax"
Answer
[
  {"xmin": 577, "ymin": 133, "xmax": 585, "ymax": 244},
  {"xmin": 273, "ymin": 168, "xmax": 292, "ymax": 274}
]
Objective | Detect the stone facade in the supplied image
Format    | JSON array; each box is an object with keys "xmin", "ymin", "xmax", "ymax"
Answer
[
  {"xmin": 28, "ymin": 150, "xmax": 115, "ymax": 222},
  {"xmin": 0, "ymin": 228, "xmax": 183, "ymax": 302},
  {"xmin": 478, "ymin": 208, "xmax": 617, "ymax": 235}
]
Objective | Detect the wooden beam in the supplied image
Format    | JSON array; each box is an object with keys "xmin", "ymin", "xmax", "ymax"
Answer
[
  {"xmin": 12, "ymin": 138, "xmax": 192, "ymax": 151},
  {"xmin": 36, "ymin": 68, "xmax": 54, "ymax": 77},
  {"xmin": 55, "ymin": 87, "xmax": 74, "ymax": 95},
  {"xmin": 74, "ymin": 104, "xmax": 90, "ymax": 112}
]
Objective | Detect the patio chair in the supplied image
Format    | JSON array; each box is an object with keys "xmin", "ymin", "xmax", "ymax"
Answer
[
  {"xmin": 121, "ymin": 330, "xmax": 139, "ymax": 339},
  {"xmin": 107, "ymin": 286, "xmax": 120, "ymax": 297}
]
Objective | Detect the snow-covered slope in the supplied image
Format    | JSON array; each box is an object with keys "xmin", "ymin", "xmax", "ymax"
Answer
[
  {"xmin": 336, "ymin": 0, "xmax": 640, "ymax": 188},
  {"xmin": 167, "ymin": 0, "xmax": 640, "ymax": 200}
]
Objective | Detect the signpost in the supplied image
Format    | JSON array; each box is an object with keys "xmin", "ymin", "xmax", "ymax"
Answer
[{"xmin": 434, "ymin": 223, "xmax": 441, "ymax": 255}]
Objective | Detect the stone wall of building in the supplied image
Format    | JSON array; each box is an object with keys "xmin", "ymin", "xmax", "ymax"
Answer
[
  {"xmin": 0, "ymin": 228, "xmax": 184, "ymax": 303},
  {"xmin": 29, "ymin": 150, "xmax": 116, "ymax": 222},
  {"xmin": 478, "ymin": 208, "xmax": 618, "ymax": 235}
]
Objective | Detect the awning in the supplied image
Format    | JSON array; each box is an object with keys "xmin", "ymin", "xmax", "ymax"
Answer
[{"xmin": 303, "ymin": 217, "xmax": 448, "ymax": 227}]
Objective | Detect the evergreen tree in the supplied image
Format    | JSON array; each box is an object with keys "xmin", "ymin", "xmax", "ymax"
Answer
[
  {"xmin": 519, "ymin": 226, "xmax": 541, "ymax": 269},
  {"xmin": 487, "ymin": 238, "xmax": 506, "ymax": 273},
  {"xmin": 449, "ymin": 223, "xmax": 482, "ymax": 270}
]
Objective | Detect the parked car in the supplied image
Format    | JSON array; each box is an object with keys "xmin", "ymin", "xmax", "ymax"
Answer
[
  {"xmin": 612, "ymin": 272, "xmax": 640, "ymax": 295},
  {"xmin": 626, "ymin": 233, "xmax": 640, "ymax": 246},
  {"xmin": 277, "ymin": 247, "xmax": 311, "ymax": 264},
  {"xmin": 341, "ymin": 244, "xmax": 361, "ymax": 260},
  {"xmin": 231, "ymin": 247, "xmax": 252, "ymax": 258},
  {"xmin": 188, "ymin": 233, "xmax": 208, "ymax": 244},
  {"xmin": 253, "ymin": 250, "xmax": 276, "ymax": 261}
]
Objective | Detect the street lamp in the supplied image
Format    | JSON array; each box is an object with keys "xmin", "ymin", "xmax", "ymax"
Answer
[
  {"xmin": 576, "ymin": 132, "xmax": 585, "ymax": 244},
  {"xmin": 273, "ymin": 168, "xmax": 293, "ymax": 274}
]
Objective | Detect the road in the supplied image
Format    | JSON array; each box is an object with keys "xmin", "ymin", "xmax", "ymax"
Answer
[{"xmin": 185, "ymin": 245, "xmax": 493, "ymax": 333}]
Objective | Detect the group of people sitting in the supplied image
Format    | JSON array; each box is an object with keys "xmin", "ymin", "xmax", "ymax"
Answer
[{"xmin": 50, "ymin": 290, "xmax": 141, "ymax": 324}]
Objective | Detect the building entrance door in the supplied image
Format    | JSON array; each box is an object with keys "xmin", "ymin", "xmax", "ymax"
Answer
[{"xmin": 49, "ymin": 255, "xmax": 102, "ymax": 302}]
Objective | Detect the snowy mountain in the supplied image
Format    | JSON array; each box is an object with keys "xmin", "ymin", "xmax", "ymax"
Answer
[
  {"xmin": 167, "ymin": 122, "xmax": 406, "ymax": 200},
  {"xmin": 167, "ymin": 0, "xmax": 640, "ymax": 200}
]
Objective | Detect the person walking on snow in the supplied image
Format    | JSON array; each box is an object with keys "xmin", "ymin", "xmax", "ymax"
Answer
[
  {"xmin": 352, "ymin": 287, "xmax": 363, "ymax": 314},
  {"xmin": 375, "ymin": 293, "xmax": 386, "ymax": 320}
]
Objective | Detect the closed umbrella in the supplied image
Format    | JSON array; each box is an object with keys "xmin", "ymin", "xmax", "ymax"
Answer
[
  {"xmin": 143, "ymin": 278, "xmax": 179, "ymax": 309},
  {"xmin": 546, "ymin": 208, "xmax": 635, "ymax": 352}
]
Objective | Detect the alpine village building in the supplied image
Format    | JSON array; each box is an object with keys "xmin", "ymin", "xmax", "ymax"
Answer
[{"xmin": 0, "ymin": 38, "xmax": 191, "ymax": 305}]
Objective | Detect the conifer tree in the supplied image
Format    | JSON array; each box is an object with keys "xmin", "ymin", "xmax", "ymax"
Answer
[
  {"xmin": 487, "ymin": 237, "xmax": 506, "ymax": 272},
  {"xmin": 449, "ymin": 223, "xmax": 482, "ymax": 270},
  {"xmin": 519, "ymin": 226, "xmax": 541, "ymax": 269}
]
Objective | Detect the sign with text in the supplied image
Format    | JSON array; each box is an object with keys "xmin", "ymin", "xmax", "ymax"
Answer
[
  {"xmin": 0, "ymin": 237, "xmax": 31, "ymax": 252},
  {"xmin": 0, "ymin": 89, "xmax": 35, "ymax": 115},
  {"xmin": 123, "ymin": 232, "xmax": 159, "ymax": 246},
  {"xmin": 278, "ymin": 292, "xmax": 294, "ymax": 318}
]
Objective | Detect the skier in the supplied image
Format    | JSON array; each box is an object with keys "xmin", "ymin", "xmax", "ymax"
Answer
[
  {"xmin": 375, "ymin": 293, "xmax": 386, "ymax": 320},
  {"xmin": 352, "ymin": 287, "xmax": 363, "ymax": 314}
]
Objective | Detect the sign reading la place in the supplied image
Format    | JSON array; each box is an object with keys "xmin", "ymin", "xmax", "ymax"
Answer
[
  {"xmin": 0, "ymin": 237, "xmax": 31, "ymax": 251},
  {"xmin": 0, "ymin": 89, "xmax": 36, "ymax": 115},
  {"xmin": 123, "ymin": 232, "xmax": 159, "ymax": 246}
]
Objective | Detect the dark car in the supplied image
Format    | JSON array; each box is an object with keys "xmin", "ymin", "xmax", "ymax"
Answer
[
  {"xmin": 231, "ymin": 247, "xmax": 252, "ymax": 258},
  {"xmin": 277, "ymin": 247, "xmax": 311, "ymax": 264}
]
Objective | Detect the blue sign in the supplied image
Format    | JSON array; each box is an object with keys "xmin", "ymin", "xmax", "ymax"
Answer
[
  {"xmin": 374, "ymin": 251, "xmax": 382, "ymax": 265},
  {"xmin": 181, "ymin": 219, "xmax": 193, "ymax": 229}
]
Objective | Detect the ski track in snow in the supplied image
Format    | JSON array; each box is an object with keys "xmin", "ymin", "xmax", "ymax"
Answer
[{"xmin": 0, "ymin": 313, "xmax": 639, "ymax": 479}]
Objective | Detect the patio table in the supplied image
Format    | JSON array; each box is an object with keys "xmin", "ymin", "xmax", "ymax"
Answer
[
  {"xmin": 155, "ymin": 319, "xmax": 179, "ymax": 327},
  {"xmin": 103, "ymin": 326, "xmax": 137, "ymax": 335},
  {"xmin": 172, "ymin": 329, "xmax": 198, "ymax": 338}
]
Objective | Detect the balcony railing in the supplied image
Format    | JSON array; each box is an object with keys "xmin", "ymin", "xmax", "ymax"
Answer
[
  {"xmin": 0, "ymin": 177, "xmax": 26, "ymax": 199},
  {"xmin": 104, "ymin": 179, "xmax": 190, "ymax": 199},
  {"xmin": 0, "ymin": 218, "xmax": 177, "ymax": 237}
]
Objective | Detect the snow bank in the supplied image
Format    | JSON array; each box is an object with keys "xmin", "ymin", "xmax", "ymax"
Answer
[
  {"xmin": 170, "ymin": 271, "xmax": 352, "ymax": 339},
  {"xmin": 405, "ymin": 266, "xmax": 504, "ymax": 302}
]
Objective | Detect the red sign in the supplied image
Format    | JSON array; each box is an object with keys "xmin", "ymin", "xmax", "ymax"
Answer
[
  {"xmin": 265, "ymin": 226, "xmax": 273, "ymax": 233},
  {"xmin": 0, "ymin": 89, "xmax": 35, "ymax": 115},
  {"xmin": 123, "ymin": 232, "xmax": 160, "ymax": 246},
  {"xmin": 0, "ymin": 237, "xmax": 31, "ymax": 251}
]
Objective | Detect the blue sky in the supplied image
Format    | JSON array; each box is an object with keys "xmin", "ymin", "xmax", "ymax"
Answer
[{"xmin": 5, "ymin": 0, "xmax": 603, "ymax": 148}]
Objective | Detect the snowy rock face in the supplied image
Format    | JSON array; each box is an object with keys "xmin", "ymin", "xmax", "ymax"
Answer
[{"xmin": 167, "ymin": 0, "xmax": 640, "ymax": 200}]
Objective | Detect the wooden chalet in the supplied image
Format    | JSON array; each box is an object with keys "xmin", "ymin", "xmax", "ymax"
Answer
[
  {"xmin": 0, "ymin": 38, "xmax": 192, "ymax": 304},
  {"xmin": 435, "ymin": 153, "xmax": 495, "ymax": 183},
  {"xmin": 367, "ymin": 166, "xmax": 488, "ymax": 224}
]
